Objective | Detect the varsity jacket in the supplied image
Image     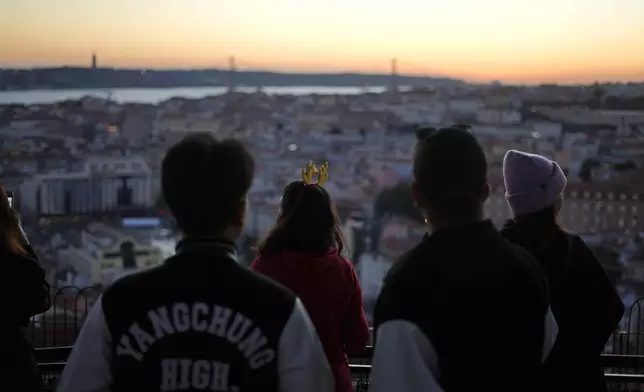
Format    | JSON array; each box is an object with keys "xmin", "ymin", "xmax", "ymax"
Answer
[
  {"xmin": 369, "ymin": 220, "xmax": 558, "ymax": 392},
  {"xmin": 58, "ymin": 238, "xmax": 334, "ymax": 392}
]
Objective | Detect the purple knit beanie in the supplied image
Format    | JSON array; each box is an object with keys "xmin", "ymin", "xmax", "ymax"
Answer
[{"xmin": 503, "ymin": 150, "xmax": 567, "ymax": 216}]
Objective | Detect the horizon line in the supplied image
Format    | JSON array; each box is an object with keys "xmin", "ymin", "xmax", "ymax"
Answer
[{"xmin": 2, "ymin": 64, "xmax": 644, "ymax": 87}]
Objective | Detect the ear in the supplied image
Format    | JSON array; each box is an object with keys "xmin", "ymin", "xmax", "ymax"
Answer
[
  {"xmin": 234, "ymin": 198, "xmax": 249, "ymax": 227},
  {"xmin": 480, "ymin": 183, "xmax": 490, "ymax": 203}
]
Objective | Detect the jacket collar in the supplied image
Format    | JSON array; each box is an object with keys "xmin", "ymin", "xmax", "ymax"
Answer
[
  {"xmin": 170, "ymin": 237, "xmax": 239, "ymax": 264},
  {"xmin": 423, "ymin": 219, "xmax": 498, "ymax": 244}
]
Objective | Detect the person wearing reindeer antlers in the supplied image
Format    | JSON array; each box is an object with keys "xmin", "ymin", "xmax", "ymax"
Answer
[
  {"xmin": 59, "ymin": 135, "xmax": 334, "ymax": 392},
  {"xmin": 369, "ymin": 126, "xmax": 558, "ymax": 392},
  {"xmin": 252, "ymin": 161, "xmax": 370, "ymax": 392}
]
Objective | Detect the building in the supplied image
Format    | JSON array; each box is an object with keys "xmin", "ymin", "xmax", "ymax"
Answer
[
  {"xmin": 20, "ymin": 156, "xmax": 153, "ymax": 216},
  {"xmin": 57, "ymin": 222, "xmax": 164, "ymax": 286},
  {"xmin": 485, "ymin": 177, "xmax": 644, "ymax": 236}
]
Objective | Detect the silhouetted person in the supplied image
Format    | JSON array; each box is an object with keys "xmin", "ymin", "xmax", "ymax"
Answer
[
  {"xmin": 117, "ymin": 177, "xmax": 133, "ymax": 207},
  {"xmin": 369, "ymin": 127, "xmax": 557, "ymax": 392},
  {"xmin": 0, "ymin": 185, "xmax": 51, "ymax": 392},
  {"xmin": 119, "ymin": 241, "xmax": 136, "ymax": 269},
  {"xmin": 500, "ymin": 150, "xmax": 624, "ymax": 392},
  {"xmin": 59, "ymin": 134, "xmax": 334, "ymax": 392},
  {"xmin": 252, "ymin": 178, "xmax": 369, "ymax": 392}
]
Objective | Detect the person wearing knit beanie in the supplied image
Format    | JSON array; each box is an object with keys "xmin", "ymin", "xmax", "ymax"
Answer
[
  {"xmin": 500, "ymin": 150, "xmax": 624, "ymax": 392},
  {"xmin": 503, "ymin": 150, "xmax": 567, "ymax": 216}
]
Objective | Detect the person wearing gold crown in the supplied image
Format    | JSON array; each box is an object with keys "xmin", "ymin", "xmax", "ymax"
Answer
[{"xmin": 252, "ymin": 161, "xmax": 370, "ymax": 392}]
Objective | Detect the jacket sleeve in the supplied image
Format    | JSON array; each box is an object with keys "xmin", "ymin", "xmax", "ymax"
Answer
[
  {"xmin": 278, "ymin": 298, "xmax": 335, "ymax": 392},
  {"xmin": 341, "ymin": 261, "xmax": 370, "ymax": 356},
  {"xmin": 574, "ymin": 237, "xmax": 625, "ymax": 352},
  {"xmin": 24, "ymin": 245, "xmax": 52, "ymax": 316},
  {"xmin": 370, "ymin": 281, "xmax": 443, "ymax": 392},
  {"xmin": 27, "ymin": 259, "xmax": 51, "ymax": 317},
  {"xmin": 58, "ymin": 295, "xmax": 112, "ymax": 392},
  {"xmin": 5, "ymin": 251, "xmax": 52, "ymax": 321}
]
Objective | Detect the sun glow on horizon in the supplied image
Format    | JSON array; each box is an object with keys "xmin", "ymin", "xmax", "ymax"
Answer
[{"xmin": 1, "ymin": 0, "xmax": 643, "ymax": 84}]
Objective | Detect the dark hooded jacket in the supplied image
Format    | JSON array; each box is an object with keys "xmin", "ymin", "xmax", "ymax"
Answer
[
  {"xmin": 500, "ymin": 219, "xmax": 624, "ymax": 392},
  {"xmin": 0, "ymin": 244, "xmax": 51, "ymax": 392}
]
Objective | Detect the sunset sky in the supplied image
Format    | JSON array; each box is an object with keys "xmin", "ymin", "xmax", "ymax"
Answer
[{"xmin": 1, "ymin": 0, "xmax": 643, "ymax": 84}]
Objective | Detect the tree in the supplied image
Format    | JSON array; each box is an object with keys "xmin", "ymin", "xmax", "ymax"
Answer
[
  {"xmin": 579, "ymin": 158, "xmax": 601, "ymax": 182},
  {"xmin": 613, "ymin": 160, "xmax": 636, "ymax": 172},
  {"xmin": 155, "ymin": 193, "xmax": 167, "ymax": 209},
  {"xmin": 374, "ymin": 182, "xmax": 423, "ymax": 223}
]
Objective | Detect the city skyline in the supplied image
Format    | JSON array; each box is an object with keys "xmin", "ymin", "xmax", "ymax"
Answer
[{"xmin": 1, "ymin": 0, "xmax": 644, "ymax": 84}]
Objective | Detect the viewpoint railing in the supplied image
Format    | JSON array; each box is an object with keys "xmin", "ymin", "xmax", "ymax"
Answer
[
  {"xmin": 30, "ymin": 286, "xmax": 644, "ymax": 391},
  {"xmin": 32, "ymin": 345, "xmax": 644, "ymax": 392}
]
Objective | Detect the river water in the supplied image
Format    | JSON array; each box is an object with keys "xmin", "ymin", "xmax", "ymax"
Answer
[{"xmin": 0, "ymin": 85, "xmax": 389, "ymax": 105}]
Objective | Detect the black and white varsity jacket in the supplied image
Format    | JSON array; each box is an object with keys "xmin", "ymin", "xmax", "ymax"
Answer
[
  {"xmin": 369, "ymin": 220, "xmax": 558, "ymax": 392},
  {"xmin": 58, "ymin": 238, "xmax": 334, "ymax": 392}
]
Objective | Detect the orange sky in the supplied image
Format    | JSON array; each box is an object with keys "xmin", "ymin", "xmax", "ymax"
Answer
[{"xmin": 1, "ymin": 0, "xmax": 643, "ymax": 84}]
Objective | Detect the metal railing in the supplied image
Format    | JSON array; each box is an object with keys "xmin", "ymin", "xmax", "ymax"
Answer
[
  {"xmin": 33, "ymin": 345, "xmax": 644, "ymax": 392},
  {"xmin": 29, "ymin": 286, "xmax": 644, "ymax": 352},
  {"xmin": 30, "ymin": 286, "xmax": 644, "ymax": 391}
]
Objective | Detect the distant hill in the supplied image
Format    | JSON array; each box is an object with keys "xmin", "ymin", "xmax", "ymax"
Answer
[{"xmin": 0, "ymin": 67, "xmax": 465, "ymax": 91}]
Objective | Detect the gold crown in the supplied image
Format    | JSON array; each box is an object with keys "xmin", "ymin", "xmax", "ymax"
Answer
[{"xmin": 301, "ymin": 161, "xmax": 329, "ymax": 185}]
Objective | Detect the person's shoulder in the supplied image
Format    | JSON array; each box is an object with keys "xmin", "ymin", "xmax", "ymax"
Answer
[
  {"xmin": 558, "ymin": 230, "xmax": 604, "ymax": 269},
  {"xmin": 332, "ymin": 253, "xmax": 358, "ymax": 277},
  {"xmin": 377, "ymin": 241, "xmax": 431, "ymax": 303},
  {"xmin": 497, "ymin": 235, "xmax": 543, "ymax": 272},
  {"xmin": 375, "ymin": 245, "xmax": 431, "ymax": 325},
  {"xmin": 494, "ymin": 236, "xmax": 550, "ymax": 294},
  {"xmin": 103, "ymin": 263, "xmax": 166, "ymax": 298},
  {"xmin": 387, "ymin": 240, "xmax": 431, "ymax": 281},
  {"xmin": 498, "ymin": 219, "xmax": 519, "ymax": 240},
  {"xmin": 0, "ymin": 247, "xmax": 45, "ymax": 278},
  {"xmin": 561, "ymin": 231, "xmax": 588, "ymax": 250},
  {"xmin": 241, "ymin": 264, "xmax": 297, "ymax": 302}
]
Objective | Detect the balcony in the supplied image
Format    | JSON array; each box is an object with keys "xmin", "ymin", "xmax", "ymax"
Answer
[{"xmin": 30, "ymin": 286, "xmax": 644, "ymax": 391}]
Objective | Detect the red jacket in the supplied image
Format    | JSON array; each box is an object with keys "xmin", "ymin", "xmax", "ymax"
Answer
[{"xmin": 251, "ymin": 249, "xmax": 369, "ymax": 392}]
